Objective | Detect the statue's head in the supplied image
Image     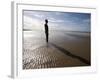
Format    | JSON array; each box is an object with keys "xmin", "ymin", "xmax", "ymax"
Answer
[{"xmin": 45, "ymin": 19, "xmax": 48, "ymax": 23}]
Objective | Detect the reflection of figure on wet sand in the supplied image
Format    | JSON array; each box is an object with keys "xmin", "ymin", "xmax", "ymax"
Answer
[{"xmin": 44, "ymin": 19, "xmax": 49, "ymax": 43}]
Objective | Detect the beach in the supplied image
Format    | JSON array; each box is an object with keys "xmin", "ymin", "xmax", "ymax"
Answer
[{"xmin": 23, "ymin": 30, "xmax": 90, "ymax": 69}]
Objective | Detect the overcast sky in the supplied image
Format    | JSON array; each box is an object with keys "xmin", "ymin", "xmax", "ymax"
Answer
[{"xmin": 23, "ymin": 10, "xmax": 91, "ymax": 32}]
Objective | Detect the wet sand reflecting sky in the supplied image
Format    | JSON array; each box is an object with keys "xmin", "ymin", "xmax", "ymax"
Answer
[{"xmin": 23, "ymin": 30, "xmax": 90, "ymax": 69}]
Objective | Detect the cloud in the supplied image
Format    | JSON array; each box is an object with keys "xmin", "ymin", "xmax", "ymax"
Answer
[
  {"xmin": 24, "ymin": 15, "xmax": 44, "ymax": 30},
  {"xmin": 83, "ymin": 19, "xmax": 90, "ymax": 23},
  {"xmin": 33, "ymin": 14, "xmax": 45, "ymax": 18},
  {"xmin": 24, "ymin": 16, "xmax": 34, "ymax": 28},
  {"xmin": 23, "ymin": 10, "xmax": 90, "ymax": 32},
  {"xmin": 49, "ymin": 17, "xmax": 64, "ymax": 23}
]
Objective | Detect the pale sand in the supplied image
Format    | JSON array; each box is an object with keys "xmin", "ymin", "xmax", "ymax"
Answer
[{"xmin": 23, "ymin": 31, "xmax": 90, "ymax": 69}]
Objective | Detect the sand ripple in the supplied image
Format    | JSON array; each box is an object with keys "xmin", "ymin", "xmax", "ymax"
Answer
[{"xmin": 23, "ymin": 44, "xmax": 86, "ymax": 69}]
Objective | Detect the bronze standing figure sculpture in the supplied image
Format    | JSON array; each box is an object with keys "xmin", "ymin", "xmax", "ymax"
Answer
[{"xmin": 44, "ymin": 19, "xmax": 49, "ymax": 43}]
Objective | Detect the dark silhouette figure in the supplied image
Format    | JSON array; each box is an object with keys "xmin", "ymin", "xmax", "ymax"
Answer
[{"xmin": 44, "ymin": 19, "xmax": 49, "ymax": 43}]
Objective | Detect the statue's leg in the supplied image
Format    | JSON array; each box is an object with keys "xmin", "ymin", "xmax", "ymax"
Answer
[{"xmin": 46, "ymin": 33, "xmax": 48, "ymax": 43}]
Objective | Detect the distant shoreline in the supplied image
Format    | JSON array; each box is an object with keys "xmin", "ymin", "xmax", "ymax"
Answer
[{"xmin": 23, "ymin": 29, "xmax": 90, "ymax": 33}]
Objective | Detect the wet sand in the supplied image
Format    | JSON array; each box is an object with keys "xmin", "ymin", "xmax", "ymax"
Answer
[{"xmin": 23, "ymin": 30, "xmax": 90, "ymax": 69}]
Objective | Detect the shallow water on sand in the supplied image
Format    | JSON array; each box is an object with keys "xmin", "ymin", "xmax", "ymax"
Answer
[{"xmin": 23, "ymin": 30, "xmax": 90, "ymax": 69}]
